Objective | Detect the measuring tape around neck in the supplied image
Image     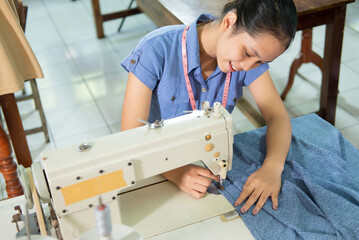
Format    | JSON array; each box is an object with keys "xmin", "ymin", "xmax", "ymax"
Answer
[{"xmin": 181, "ymin": 25, "xmax": 232, "ymax": 111}]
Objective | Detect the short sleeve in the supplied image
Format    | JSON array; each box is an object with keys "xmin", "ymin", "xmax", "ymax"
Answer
[
  {"xmin": 243, "ymin": 63, "xmax": 269, "ymax": 87},
  {"xmin": 120, "ymin": 42, "xmax": 164, "ymax": 91}
]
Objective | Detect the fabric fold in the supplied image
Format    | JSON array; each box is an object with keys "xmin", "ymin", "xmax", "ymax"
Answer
[{"xmin": 218, "ymin": 114, "xmax": 359, "ymax": 240}]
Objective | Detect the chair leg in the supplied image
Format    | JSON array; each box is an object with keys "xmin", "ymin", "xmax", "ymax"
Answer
[
  {"xmin": 117, "ymin": 0, "xmax": 135, "ymax": 32},
  {"xmin": 0, "ymin": 124, "xmax": 23, "ymax": 198},
  {"xmin": 0, "ymin": 94, "xmax": 33, "ymax": 168},
  {"xmin": 281, "ymin": 55, "xmax": 304, "ymax": 100},
  {"xmin": 281, "ymin": 28, "xmax": 323, "ymax": 100},
  {"xmin": 29, "ymin": 79, "xmax": 50, "ymax": 143}
]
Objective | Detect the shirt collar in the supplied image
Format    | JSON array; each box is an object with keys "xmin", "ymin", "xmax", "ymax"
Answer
[{"xmin": 186, "ymin": 14, "xmax": 217, "ymax": 73}]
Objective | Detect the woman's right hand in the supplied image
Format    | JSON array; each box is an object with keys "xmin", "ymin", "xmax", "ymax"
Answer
[{"xmin": 162, "ymin": 164, "xmax": 219, "ymax": 199}]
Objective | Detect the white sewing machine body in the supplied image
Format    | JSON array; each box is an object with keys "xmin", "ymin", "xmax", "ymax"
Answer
[{"xmin": 33, "ymin": 103, "xmax": 235, "ymax": 239}]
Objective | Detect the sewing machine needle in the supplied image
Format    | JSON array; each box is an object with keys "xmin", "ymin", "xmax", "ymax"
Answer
[{"xmin": 219, "ymin": 178, "xmax": 224, "ymax": 191}]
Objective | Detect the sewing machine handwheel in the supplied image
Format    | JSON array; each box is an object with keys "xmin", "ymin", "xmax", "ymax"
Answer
[{"xmin": 32, "ymin": 162, "xmax": 51, "ymax": 203}]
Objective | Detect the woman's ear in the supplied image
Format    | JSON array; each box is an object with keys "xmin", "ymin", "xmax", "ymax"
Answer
[{"xmin": 221, "ymin": 11, "xmax": 237, "ymax": 32}]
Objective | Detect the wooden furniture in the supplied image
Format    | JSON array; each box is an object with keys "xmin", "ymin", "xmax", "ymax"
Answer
[
  {"xmin": 0, "ymin": 94, "xmax": 33, "ymax": 168},
  {"xmin": 0, "ymin": 122, "xmax": 23, "ymax": 198},
  {"xmin": 133, "ymin": 0, "xmax": 353, "ymax": 126},
  {"xmin": 10, "ymin": 1, "xmax": 50, "ymax": 143},
  {"xmin": 0, "ymin": 0, "xmax": 44, "ymax": 169},
  {"xmin": 91, "ymin": 0, "xmax": 142, "ymax": 38},
  {"xmin": 281, "ymin": 28, "xmax": 323, "ymax": 100}
]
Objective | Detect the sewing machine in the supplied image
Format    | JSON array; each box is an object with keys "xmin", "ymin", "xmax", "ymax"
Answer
[{"xmin": 10, "ymin": 102, "xmax": 253, "ymax": 240}]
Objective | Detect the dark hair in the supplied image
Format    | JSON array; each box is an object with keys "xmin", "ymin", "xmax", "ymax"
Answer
[{"xmin": 222, "ymin": 0, "xmax": 297, "ymax": 48}]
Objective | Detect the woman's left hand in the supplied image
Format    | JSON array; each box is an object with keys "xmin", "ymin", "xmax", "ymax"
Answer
[{"xmin": 234, "ymin": 162, "xmax": 282, "ymax": 215}]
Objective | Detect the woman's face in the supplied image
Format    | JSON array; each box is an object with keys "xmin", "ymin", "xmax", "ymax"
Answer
[{"xmin": 216, "ymin": 27, "xmax": 287, "ymax": 73}]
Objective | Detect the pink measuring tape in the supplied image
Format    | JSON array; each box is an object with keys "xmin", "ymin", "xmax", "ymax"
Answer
[{"xmin": 181, "ymin": 25, "xmax": 231, "ymax": 111}]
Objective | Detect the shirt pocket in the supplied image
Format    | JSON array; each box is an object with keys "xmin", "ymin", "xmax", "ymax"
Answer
[{"xmin": 157, "ymin": 85, "xmax": 194, "ymax": 119}]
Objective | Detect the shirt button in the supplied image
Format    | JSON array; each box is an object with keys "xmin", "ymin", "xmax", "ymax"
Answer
[
  {"xmin": 130, "ymin": 59, "xmax": 136, "ymax": 64},
  {"xmin": 233, "ymin": 98, "xmax": 237, "ymax": 102},
  {"xmin": 202, "ymin": 88, "xmax": 206, "ymax": 93},
  {"xmin": 171, "ymin": 96, "xmax": 175, "ymax": 101}
]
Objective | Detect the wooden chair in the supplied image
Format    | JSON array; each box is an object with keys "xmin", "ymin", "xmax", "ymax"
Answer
[
  {"xmin": 91, "ymin": 0, "xmax": 142, "ymax": 38},
  {"xmin": 13, "ymin": 0, "xmax": 50, "ymax": 143}
]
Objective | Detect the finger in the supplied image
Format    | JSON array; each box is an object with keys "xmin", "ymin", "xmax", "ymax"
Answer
[
  {"xmin": 252, "ymin": 191, "xmax": 270, "ymax": 215},
  {"xmin": 196, "ymin": 167, "xmax": 219, "ymax": 181},
  {"xmin": 234, "ymin": 184, "xmax": 255, "ymax": 207},
  {"xmin": 193, "ymin": 183, "xmax": 208, "ymax": 194},
  {"xmin": 194, "ymin": 176, "xmax": 212, "ymax": 188},
  {"xmin": 271, "ymin": 191, "xmax": 279, "ymax": 210},
  {"xmin": 190, "ymin": 189, "xmax": 206, "ymax": 199},
  {"xmin": 241, "ymin": 188, "xmax": 264, "ymax": 213}
]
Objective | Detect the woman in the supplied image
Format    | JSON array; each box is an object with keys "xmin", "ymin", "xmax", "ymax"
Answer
[{"xmin": 120, "ymin": 0, "xmax": 297, "ymax": 215}]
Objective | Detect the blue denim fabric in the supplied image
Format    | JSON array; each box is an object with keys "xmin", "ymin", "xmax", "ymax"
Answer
[{"xmin": 219, "ymin": 114, "xmax": 359, "ymax": 240}]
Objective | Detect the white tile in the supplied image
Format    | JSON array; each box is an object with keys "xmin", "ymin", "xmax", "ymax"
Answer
[
  {"xmin": 25, "ymin": 16, "xmax": 55, "ymax": 37},
  {"xmin": 96, "ymin": 94, "xmax": 124, "ymax": 126},
  {"xmin": 285, "ymin": 99, "xmax": 359, "ymax": 130},
  {"xmin": 74, "ymin": 51, "xmax": 124, "ymax": 79},
  {"xmin": 335, "ymin": 106, "xmax": 359, "ymax": 130},
  {"xmin": 286, "ymin": 30, "xmax": 302, "ymax": 52},
  {"xmin": 299, "ymin": 64, "xmax": 359, "ymax": 93},
  {"xmin": 54, "ymin": 126, "xmax": 111, "ymax": 149},
  {"xmin": 20, "ymin": 109, "xmax": 43, "ymax": 132},
  {"xmin": 23, "ymin": 0, "xmax": 43, "ymax": 7},
  {"xmin": 268, "ymin": 58, "xmax": 290, "ymax": 81},
  {"xmin": 29, "ymin": 140, "xmax": 56, "ymax": 163},
  {"xmin": 109, "ymin": 122, "xmax": 121, "ymax": 133},
  {"xmin": 106, "ymin": 15, "xmax": 151, "ymax": 45},
  {"xmin": 97, "ymin": 0, "xmax": 131, "ymax": 14},
  {"xmin": 86, "ymin": 70, "xmax": 128, "ymax": 99},
  {"xmin": 52, "ymin": 10, "xmax": 92, "ymax": 31},
  {"xmin": 340, "ymin": 124, "xmax": 359, "ymax": 149},
  {"xmin": 286, "ymin": 100, "xmax": 319, "ymax": 119},
  {"xmin": 45, "ymin": 102, "xmax": 107, "ymax": 140},
  {"xmin": 24, "ymin": 16, "xmax": 63, "ymax": 51},
  {"xmin": 80, "ymin": 0, "xmax": 93, "ymax": 12},
  {"xmin": 340, "ymin": 29, "xmax": 359, "ymax": 62},
  {"xmin": 39, "ymin": 82, "xmax": 94, "ymax": 112},
  {"xmin": 66, "ymin": 38, "xmax": 115, "ymax": 60},
  {"xmin": 276, "ymin": 45, "xmax": 323, "ymax": 75},
  {"xmin": 338, "ymin": 89, "xmax": 359, "ymax": 120},
  {"xmin": 347, "ymin": 2, "xmax": 359, "ymax": 16},
  {"xmin": 58, "ymin": 23, "xmax": 97, "ymax": 43},
  {"xmin": 33, "ymin": 44, "xmax": 73, "ymax": 68},
  {"xmin": 312, "ymin": 25, "xmax": 326, "ymax": 46},
  {"xmin": 26, "ymin": 129, "xmax": 54, "ymax": 150},
  {"xmin": 280, "ymin": 74, "xmax": 320, "ymax": 108},
  {"xmin": 344, "ymin": 58, "xmax": 359, "ymax": 75},
  {"xmin": 37, "ymin": 63, "xmax": 83, "ymax": 90},
  {"xmin": 43, "ymin": 0, "xmax": 87, "ymax": 17},
  {"xmin": 110, "ymin": 33, "xmax": 147, "ymax": 58},
  {"xmin": 16, "ymin": 91, "xmax": 36, "ymax": 110},
  {"xmin": 346, "ymin": 9, "xmax": 359, "ymax": 33},
  {"xmin": 137, "ymin": 14, "xmax": 158, "ymax": 32},
  {"xmin": 26, "ymin": 29, "xmax": 64, "ymax": 52},
  {"xmin": 26, "ymin": 1, "xmax": 48, "ymax": 20}
]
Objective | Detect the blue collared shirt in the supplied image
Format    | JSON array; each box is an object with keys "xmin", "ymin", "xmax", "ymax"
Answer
[{"xmin": 121, "ymin": 14, "xmax": 269, "ymax": 122}]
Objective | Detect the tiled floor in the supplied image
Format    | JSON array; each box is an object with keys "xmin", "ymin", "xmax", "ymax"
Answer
[{"xmin": 1, "ymin": 0, "xmax": 359, "ymax": 196}]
